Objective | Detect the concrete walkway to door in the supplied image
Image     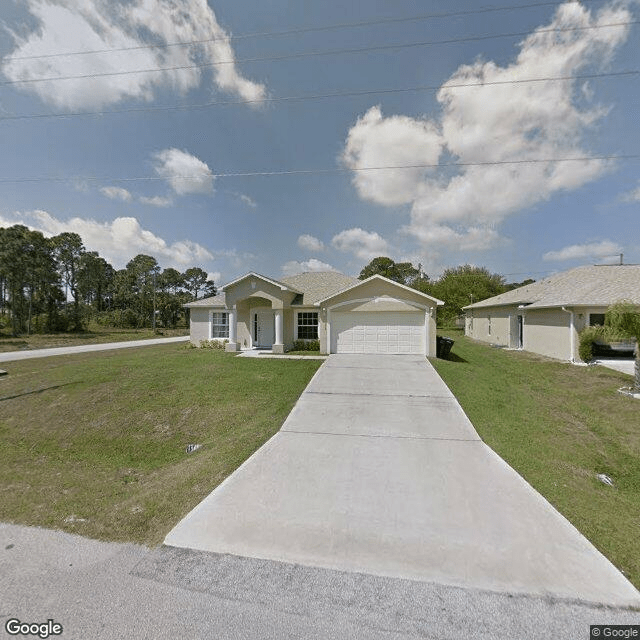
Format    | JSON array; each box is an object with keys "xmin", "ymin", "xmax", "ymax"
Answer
[{"xmin": 165, "ymin": 354, "xmax": 640, "ymax": 607}]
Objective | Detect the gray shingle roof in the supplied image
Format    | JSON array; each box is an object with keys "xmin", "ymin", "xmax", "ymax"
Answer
[
  {"xmin": 184, "ymin": 292, "xmax": 226, "ymax": 308},
  {"xmin": 280, "ymin": 271, "xmax": 360, "ymax": 305},
  {"xmin": 184, "ymin": 271, "xmax": 359, "ymax": 308},
  {"xmin": 465, "ymin": 265, "xmax": 640, "ymax": 310}
]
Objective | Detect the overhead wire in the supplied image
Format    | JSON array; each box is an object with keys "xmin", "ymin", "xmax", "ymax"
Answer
[
  {"xmin": 0, "ymin": 70, "xmax": 636, "ymax": 122},
  {"xmin": 0, "ymin": 155, "xmax": 637, "ymax": 185},
  {"xmin": 1, "ymin": 20, "xmax": 636, "ymax": 86},
  {"xmin": 2, "ymin": 0, "xmax": 610, "ymax": 62}
]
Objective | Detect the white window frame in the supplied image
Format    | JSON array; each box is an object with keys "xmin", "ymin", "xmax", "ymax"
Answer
[
  {"xmin": 210, "ymin": 311, "xmax": 229, "ymax": 339},
  {"xmin": 295, "ymin": 311, "xmax": 319, "ymax": 341}
]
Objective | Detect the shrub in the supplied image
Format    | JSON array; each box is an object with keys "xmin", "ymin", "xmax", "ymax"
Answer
[
  {"xmin": 292, "ymin": 339, "xmax": 320, "ymax": 351},
  {"xmin": 578, "ymin": 326, "xmax": 603, "ymax": 363},
  {"xmin": 578, "ymin": 324, "xmax": 634, "ymax": 362},
  {"xmin": 199, "ymin": 339, "xmax": 228, "ymax": 350}
]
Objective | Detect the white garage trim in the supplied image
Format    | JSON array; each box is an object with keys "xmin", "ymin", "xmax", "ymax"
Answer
[{"xmin": 330, "ymin": 309, "xmax": 427, "ymax": 355}]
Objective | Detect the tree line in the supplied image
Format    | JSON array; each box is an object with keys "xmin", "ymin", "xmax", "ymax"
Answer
[
  {"xmin": 0, "ymin": 225, "xmax": 215, "ymax": 335},
  {"xmin": 358, "ymin": 256, "xmax": 534, "ymax": 326}
]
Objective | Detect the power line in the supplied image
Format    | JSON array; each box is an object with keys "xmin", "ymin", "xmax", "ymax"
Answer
[
  {"xmin": 0, "ymin": 69, "xmax": 636, "ymax": 122},
  {"xmin": 3, "ymin": 0, "xmax": 609, "ymax": 62},
  {"xmin": 0, "ymin": 155, "xmax": 636, "ymax": 184},
  {"xmin": 1, "ymin": 20, "xmax": 635, "ymax": 86}
]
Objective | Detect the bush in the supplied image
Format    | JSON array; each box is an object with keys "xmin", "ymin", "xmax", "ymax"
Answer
[
  {"xmin": 578, "ymin": 324, "xmax": 634, "ymax": 362},
  {"xmin": 578, "ymin": 326, "xmax": 603, "ymax": 363},
  {"xmin": 292, "ymin": 339, "xmax": 320, "ymax": 351},
  {"xmin": 199, "ymin": 339, "xmax": 228, "ymax": 350}
]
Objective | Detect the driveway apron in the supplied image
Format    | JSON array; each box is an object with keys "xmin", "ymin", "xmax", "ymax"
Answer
[{"xmin": 164, "ymin": 354, "xmax": 640, "ymax": 607}]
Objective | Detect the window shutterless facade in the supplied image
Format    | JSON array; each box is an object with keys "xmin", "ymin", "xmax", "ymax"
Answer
[
  {"xmin": 297, "ymin": 312, "xmax": 318, "ymax": 340},
  {"xmin": 211, "ymin": 311, "xmax": 229, "ymax": 338}
]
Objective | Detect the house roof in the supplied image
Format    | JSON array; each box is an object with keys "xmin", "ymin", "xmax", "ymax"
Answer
[
  {"xmin": 221, "ymin": 271, "xmax": 303, "ymax": 294},
  {"xmin": 315, "ymin": 274, "xmax": 445, "ymax": 306},
  {"xmin": 280, "ymin": 271, "xmax": 360, "ymax": 305},
  {"xmin": 464, "ymin": 265, "xmax": 640, "ymax": 311},
  {"xmin": 183, "ymin": 270, "xmax": 358, "ymax": 308}
]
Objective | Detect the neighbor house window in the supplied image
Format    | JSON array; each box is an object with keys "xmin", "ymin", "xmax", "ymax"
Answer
[
  {"xmin": 488, "ymin": 316, "xmax": 492, "ymax": 335},
  {"xmin": 211, "ymin": 312, "xmax": 229, "ymax": 338},
  {"xmin": 297, "ymin": 312, "xmax": 318, "ymax": 340},
  {"xmin": 589, "ymin": 313, "xmax": 605, "ymax": 326}
]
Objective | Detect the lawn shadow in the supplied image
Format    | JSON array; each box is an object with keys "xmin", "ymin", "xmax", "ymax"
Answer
[
  {"xmin": 0, "ymin": 382, "xmax": 78, "ymax": 401},
  {"xmin": 442, "ymin": 352, "xmax": 467, "ymax": 363}
]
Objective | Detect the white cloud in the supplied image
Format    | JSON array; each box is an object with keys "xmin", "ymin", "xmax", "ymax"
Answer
[
  {"xmin": 331, "ymin": 228, "xmax": 388, "ymax": 261},
  {"xmin": 139, "ymin": 195, "xmax": 173, "ymax": 207},
  {"xmin": 152, "ymin": 148, "xmax": 214, "ymax": 195},
  {"xmin": 542, "ymin": 240, "xmax": 622, "ymax": 261},
  {"xmin": 100, "ymin": 186, "xmax": 133, "ymax": 202},
  {"xmin": 239, "ymin": 194, "xmax": 257, "ymax": 208},
  {"xmin": 207, "ymin": 271, "xmax": 221, "ymax": 283},
  {"xmin": 0, "ymin": 210, "xmax": 212, "ymax": 269},
  {"xmin": 621, "ymin": 184, "xmax": 640, "ymax": 202},
  {"xmin": 281, "ymin": 258, "xmax": 336, "ymax": 277},
  {"xmin": 2, "ymin": 0, "xmax": 266, "ymax": 111},
  {"xmin": 342, "ymin": 106, "xmax": 443, "ymax": 206},
  {"xmin": 297, "ymin": 234, "xmax": 325, "ymax": 252},
  {"xmin": 342, "ymin": 2, "xmax": 631, "ymax": 252}
]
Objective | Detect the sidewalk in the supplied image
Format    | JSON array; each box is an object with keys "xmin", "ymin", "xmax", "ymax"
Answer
[{"xmin": 0, "ymin": 336, "xmax": 189, "ymax": 362}]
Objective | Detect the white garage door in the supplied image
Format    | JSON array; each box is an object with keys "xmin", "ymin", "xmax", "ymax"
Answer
[{"xmin": 331, "ymin": 311, "xmax": 426, "ymax": 354}]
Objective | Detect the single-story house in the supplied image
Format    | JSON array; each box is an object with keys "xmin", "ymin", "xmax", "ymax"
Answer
[
  {"xmin": 185, "ymin": 270, "xmax": 444, "ymax": 356},
  {"xmin": 463, "ymin": 264, "xmax": 640, "ymax": 362}
]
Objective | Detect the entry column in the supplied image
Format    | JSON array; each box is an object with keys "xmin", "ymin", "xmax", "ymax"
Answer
[
  {"xmin": 273, "ymin": 308, "xmax": 284, "ymax": 354},
  {"xmin": 225, "ymin": 307, "xmax": 240, "ymax": 352}
]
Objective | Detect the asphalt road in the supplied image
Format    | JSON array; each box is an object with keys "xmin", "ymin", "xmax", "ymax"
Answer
[{"xmin": 1, "ymin": 523, "xmax": 638, "ymax": 640}]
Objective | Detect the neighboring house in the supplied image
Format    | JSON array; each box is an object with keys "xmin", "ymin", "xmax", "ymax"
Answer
[
  {"xmin": 464, "ymin": 264, "xmax": 640, "ymax": 362},
  {"xmin": 185, "ymin": 271, "xmax": 443, "ymax": 356}
]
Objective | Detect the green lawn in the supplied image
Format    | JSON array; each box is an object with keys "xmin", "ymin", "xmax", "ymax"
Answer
[
  {"xmin": 0, "ymin": 326, "xmax": 189, "ymax": 352},
  {"xmin": 431, "ymin": 331, "xmax": 640, "ymax": 589},
  {"xmin": 0, "ymin": 344, "xmax": 322, "ymax": 545}
]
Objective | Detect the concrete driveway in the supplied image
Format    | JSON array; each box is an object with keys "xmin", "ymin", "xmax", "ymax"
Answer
[{"xmin": 165, "ymin": 354, "xmax": 640, "ymax": 607}]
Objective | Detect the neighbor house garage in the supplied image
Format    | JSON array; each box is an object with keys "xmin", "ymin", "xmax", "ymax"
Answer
[{"xmin": 186, "ymin": 271, "xmax": 443, "ymax": 356}]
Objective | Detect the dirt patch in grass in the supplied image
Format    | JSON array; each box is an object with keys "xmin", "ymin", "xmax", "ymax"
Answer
[
  {"xmin": 0, "ymin": 345, "xmax": 322, "ymax": 545},
  {"xmin": 431, "ymin": 334, "xmax": 640, "ymax": 589}
]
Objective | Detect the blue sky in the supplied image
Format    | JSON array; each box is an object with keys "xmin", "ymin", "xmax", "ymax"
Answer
[{"xmin": 0, "ymin": 0, "xmax": 638, "ymax": 285}]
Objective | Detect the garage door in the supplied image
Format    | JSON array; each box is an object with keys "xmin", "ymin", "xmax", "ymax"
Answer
[{"xmin": 331, "ymin": 311, "xmax": 426, "ymax": 354}]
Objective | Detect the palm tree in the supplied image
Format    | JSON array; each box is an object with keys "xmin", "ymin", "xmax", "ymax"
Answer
[{"xmin": 606, "ymin": 302, "xmax": 640, "ymax": 391}]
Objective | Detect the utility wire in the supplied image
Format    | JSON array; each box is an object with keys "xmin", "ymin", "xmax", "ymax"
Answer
[
  {"xmin": 0, "ymin": 155, "xmax": 636, "ymax": 184},
  {"xmin": 3, "ymin": 0, "xmax": 609, "ymax": 62},
  {"xmin": 0, "ymin": 70, "xmax": 636, "ymax": 122},
  {"xmin": 1, "ymin": 20, "xmax": 635, "ymax": 86}
]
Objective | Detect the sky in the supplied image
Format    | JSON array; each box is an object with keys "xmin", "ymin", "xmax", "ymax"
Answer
[{"xmin": 0, "ymin": 0, "xmax": 638, "ymax": 286}]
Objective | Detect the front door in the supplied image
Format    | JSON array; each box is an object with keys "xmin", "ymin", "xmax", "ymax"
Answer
[{"xmin": 255, "ymin": 311, "xmax": 275, "ymax": 347}]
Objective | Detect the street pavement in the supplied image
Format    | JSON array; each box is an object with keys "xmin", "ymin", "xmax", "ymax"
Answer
[
  {"xmin": 0, "ymin": 336, "xmax": 189, "ymax": 362},
  {"xmin": 165, "ymin": 354, "xmax": 640, "ymax": 608},
  {"xmin": 1, "ymin": 523, "xmax": 639, "ymax": 640}
]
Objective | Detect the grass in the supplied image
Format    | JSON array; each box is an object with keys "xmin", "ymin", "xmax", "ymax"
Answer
[
  {"xmin": 0, "ymin": 344, "xmax": 322, "ymax": 545},
  {"xmin": 0, "ymin": 326, "xmax": 189, "ymax": 352},
  {"xmin": 431, "ymin": 330, "xmax": 640, "ymax": 589},
  {"xmin": 285, "ymin": 350, "xmax": 323, "ymax": 356}
]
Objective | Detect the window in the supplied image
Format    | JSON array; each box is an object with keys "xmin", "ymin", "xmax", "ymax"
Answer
[
  {"xmin": 297, "ymin": 312, "xmax": 318, "ymax": 340},
  {"xmin": 211, "ymin": 312, "xmax": 229, "ymax": 338},
  {"xmin": 487, "ymin": 315, "xmax": 491, "ymax": 335},
  {"xmin": 589, "ymin": 313, "xmax": 605, "ymax": 326}
]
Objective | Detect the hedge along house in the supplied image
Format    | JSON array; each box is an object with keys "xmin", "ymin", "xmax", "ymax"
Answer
[
  {"xmin": 185, "ymin": 271, "xmax": 443, "ymax": 356},
  {"xmin": 463, "ymin": 264, "xmax": 640, "ymax": 362}
]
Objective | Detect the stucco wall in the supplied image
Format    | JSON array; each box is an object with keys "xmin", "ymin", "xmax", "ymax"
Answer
[
  {"xmin": 189, "ymin": 308, "xmax": 210, "ymax": 345},
  {"xmin": 466, "ymin": 308, "xmax": 513, "ymax": 347},
  {"xmin": 522, "ymin": 308, "xmax": 571, "ymax": 360}
]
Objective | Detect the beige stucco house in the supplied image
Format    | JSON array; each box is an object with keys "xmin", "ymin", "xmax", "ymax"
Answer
[
  {"xmin": 464, "ymin": 264, "xmax": 640, "ymax": 362},
  {"xmin": 186, "ymin": 271, "xmax": 443, "ymax": 356}
]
